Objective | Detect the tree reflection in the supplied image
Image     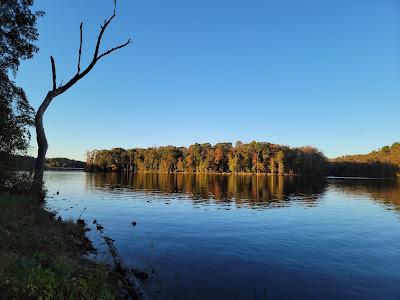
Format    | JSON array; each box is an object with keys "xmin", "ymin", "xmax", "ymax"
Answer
[
  {"xmin": 85, "ymin": 173, "xmax": 328, "ymax": 209},
  {"xmin": 329, "ymin": 178, "xmax": 400, "ymax": 211}
]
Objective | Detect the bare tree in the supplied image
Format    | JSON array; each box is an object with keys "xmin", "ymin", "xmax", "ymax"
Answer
[{"xmin": 32, "ymin": 1, "xmax": 130, "ymax": 193}]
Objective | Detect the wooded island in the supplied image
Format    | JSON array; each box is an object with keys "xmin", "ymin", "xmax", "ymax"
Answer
[{"xmin": 85, "ymin": 141, "xmax": 400, "ymax": 178}]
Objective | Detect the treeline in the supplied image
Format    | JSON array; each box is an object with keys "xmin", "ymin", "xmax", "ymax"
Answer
[
  {"xmin": 86, "ymin": 141, "xmax": 328, "ymax": 175},
  {"xmin": 333, "ymin": 142, "xmax": 400, "ymax": 166},
  {"xmin": 46, "ymin": 158, "xmax": 85, "ymax": 169},
  {"xmin": 330, "ymin": 142, "xmax": 400, "ymax": 178},
  {"xmin": 9, "ymin": 155, "xmax": 85, "ymax": 171}
]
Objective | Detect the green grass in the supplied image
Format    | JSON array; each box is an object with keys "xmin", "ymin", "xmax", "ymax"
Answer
[{"xmin": 0, "ymin": 193, "xmax": 125, "ymax": 299}]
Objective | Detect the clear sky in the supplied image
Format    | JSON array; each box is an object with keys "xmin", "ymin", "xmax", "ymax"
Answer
[{"xmin": 17, "ymin": 0, "xmax": 400, "ymax": 160}]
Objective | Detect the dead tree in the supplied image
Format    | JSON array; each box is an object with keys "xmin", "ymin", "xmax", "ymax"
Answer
[{"xmin": 32, "ymin": 1, "xmax": 130, "ymax": 192}]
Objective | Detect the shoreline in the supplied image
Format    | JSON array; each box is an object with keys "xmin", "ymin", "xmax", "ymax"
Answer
[{"xmin": 0, "ymin": 192, "xmax": 141, "ymax": 299}]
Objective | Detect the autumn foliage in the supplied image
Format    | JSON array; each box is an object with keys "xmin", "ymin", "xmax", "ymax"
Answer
[{"xmin": 86, "ymin": 141, "xmax": 328, "ymax": 175}]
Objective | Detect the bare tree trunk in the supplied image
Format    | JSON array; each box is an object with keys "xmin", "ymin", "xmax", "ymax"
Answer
[
  {"xmin": 32, "ymin": 117, "xmax": 47, "ymax": 190},
  {"xmin": 32, "ymin": 92, "xmax": 54, "ymax": 192}
]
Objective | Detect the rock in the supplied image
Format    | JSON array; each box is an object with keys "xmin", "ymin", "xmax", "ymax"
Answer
[
  {"xmin": 132, "ymin": 268, "xmax": 149, "ymax": 281},
  {"xmin": 77, "ymin": 219, "xmax": 85, "ymax": 226},
  {"xmin": 93, "ymin": 219, "xmax": 97, "ymax": 224},
  {"xmin": 103, "ymin": 236, "xmax": 115, "ymax": 242},
  {"xmin": 96, "ymin": 224, "xmax": 104, "ymax": 231},
  {"xmin": 132, "ymin": 221, "xmax": 137, "ymax": 226}
]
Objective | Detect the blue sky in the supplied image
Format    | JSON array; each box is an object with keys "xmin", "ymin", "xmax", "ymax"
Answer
[{"xmin": 17, "ymin": 0, "xmax": 400, "ymax": 160}]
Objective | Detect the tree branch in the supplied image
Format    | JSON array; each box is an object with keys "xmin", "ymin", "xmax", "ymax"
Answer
[
  {"xmin": 93, "ymin": 14, "xmax": 116, "ymax": 60},
  {"xmin": 55, "ymin": 0, "xmax": 129, "ymax": 95},
  {"xmin": 50, "ymin": 56, "xmax": 56, "ymax": 90},
  {"xmin": 77, "ymin": 22, "xmax": 83, "ymax": 74},
  {"xmin": 97, "ymin": 39, "xmax": 131, "ymax": 60}
]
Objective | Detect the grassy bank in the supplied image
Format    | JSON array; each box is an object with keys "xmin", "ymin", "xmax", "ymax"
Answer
[{"xmin": 0, "ymin": 193, "xmax": 126, "ymax": 299}]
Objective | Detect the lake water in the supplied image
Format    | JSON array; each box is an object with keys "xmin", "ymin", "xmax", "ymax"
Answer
[{"xmin": 44, "ymin": 171, "xmax": 400, "ymax": 300}]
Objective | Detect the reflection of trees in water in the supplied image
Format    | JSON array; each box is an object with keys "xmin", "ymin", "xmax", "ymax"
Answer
[
  {"xmin": 329, "ymin": 179, "xmax": 400, "ymax": 211},
  {"xmin": 85, "ymin": 173, "xmax": 328, "ymax": 208}
]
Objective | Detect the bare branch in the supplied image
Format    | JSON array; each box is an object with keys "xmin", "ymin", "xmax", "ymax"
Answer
[
  {"xmin": 93, "ymin": 14, "xmax": 116, "ymax": 60},
  {"xmin": 50, "ymin": 56, "xmax": 56, "ymax": 90},
  {"xmin": 77, "ymin": 22, "xmax": 83, "ymax": 74},
  {"xmin": 55, "ymin": 0, "xmax": 129, "ymax": 95},
  {"xmin": 97, "ymin": 39, "xmax": 131, "ymax": 60}
]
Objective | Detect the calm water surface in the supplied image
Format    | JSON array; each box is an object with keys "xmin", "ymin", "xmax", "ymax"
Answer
[{"xmin": 44, "ymin": 171, "xmax": 400, "ymax": 300}]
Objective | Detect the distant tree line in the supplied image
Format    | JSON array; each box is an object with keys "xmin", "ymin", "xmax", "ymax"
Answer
[
  {"xmin": 333, "ymin": 142, "xmax": 400, "ymax": 166},
  {"xmin": 9, "ymin": 155, "xmax": 85, "ymax": 171},
  {"xmin": 330, "ymin": 142, "xmax": 400, "ymax": 178},
  {"xmin": 11, "ymin": 142, "xmax": 399, "ymax": 178},
  {"xmin": 46, "ymin": 158, "xmax": 85, "ymax": 169},
  {"xmin": 86, "ymin": 141, "xmax": 328, "ymax": 175}
]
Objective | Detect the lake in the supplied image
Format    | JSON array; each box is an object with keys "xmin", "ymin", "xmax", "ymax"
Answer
[{"xmin": 44, "ymin": 171, "xmax": 400, "ymax": 300}]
